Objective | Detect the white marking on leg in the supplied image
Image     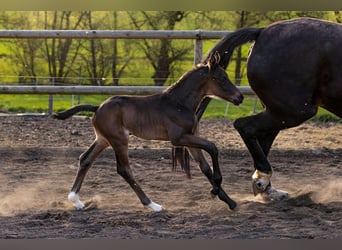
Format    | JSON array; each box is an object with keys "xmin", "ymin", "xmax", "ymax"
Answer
[
  {"xmin": 259, "ymin": 186, "xmax": 289, "ymax": 201},
  {"xmin": 145, "ymin": 201, "xmax": 163, "ymax": 212},
  {"xmin": 68, "ymin": 191, "xmax": 85, "ymax": 210},
  {"xmin": 256, "ymin": 186, "xmax": 289, "ymax": 202}
]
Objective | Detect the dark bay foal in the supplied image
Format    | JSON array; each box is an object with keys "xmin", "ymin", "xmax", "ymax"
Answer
[{"xmin": 54, "ymin": 53, "xmax": 243, "ymax": 211}]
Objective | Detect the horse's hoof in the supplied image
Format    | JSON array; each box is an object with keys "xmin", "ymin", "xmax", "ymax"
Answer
[
  {"xmin": 256, "ymin": 186, "xmax": 289, "ymax": 202},
  {"xmin": 252, "ymin": 170, "xmax": 272, "ymax": 195},
  {"xmin": 252, "ymin": 180, "xmax": 268, "ymax": 195}
]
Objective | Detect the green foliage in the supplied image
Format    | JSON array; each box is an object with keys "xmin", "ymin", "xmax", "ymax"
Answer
[
  {"xmin": 0, "ymin": 11, "xmax": 336, "ymax": 86},
  {"xmin": 0, "ymin": 11, "xmax": 340, "ymax": 124}
]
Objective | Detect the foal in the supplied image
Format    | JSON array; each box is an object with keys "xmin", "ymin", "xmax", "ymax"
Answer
[{"xmin": 54, "ymin": 53, "xmax": 243, "ymax": 211}]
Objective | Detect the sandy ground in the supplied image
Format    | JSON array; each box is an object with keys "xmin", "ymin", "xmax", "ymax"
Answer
[{"xmin": 0, "ymin": 115, "xmax": 341, "ymax": 239}]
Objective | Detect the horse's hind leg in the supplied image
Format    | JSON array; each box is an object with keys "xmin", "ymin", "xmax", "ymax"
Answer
[
  {"xmin": 68, "ymin": 139, "xmax": 107, "ymax": 209},
  {"xmin": 110, "ymin": 142, "xmax": 163, "ymax": 212},
  {"xmin": 188, "ymin": 147, "xmax": 236, "ymax": 209}
]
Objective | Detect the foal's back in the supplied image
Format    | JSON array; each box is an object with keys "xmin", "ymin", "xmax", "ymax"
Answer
[{"xmin": 92, "ymin": 94, "xmax": 184, "ymax": 142}]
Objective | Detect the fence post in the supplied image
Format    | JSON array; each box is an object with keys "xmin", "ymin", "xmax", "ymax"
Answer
[
  {"xmin": 48, "ymin": 78, "xmax": 54, "ymax": 115},
  {"xmin": 194, "ymin": 38, "xmax": 203, "ymax": 65}
]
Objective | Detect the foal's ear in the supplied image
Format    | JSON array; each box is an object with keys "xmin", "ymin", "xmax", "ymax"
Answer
[{"xmin": 208, "ymin": 51, "xmax": 221, "ymax": 71}]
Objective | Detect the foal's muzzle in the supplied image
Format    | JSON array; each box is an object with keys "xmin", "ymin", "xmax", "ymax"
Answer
[{"xmin": 231, "ymin": 93, "xmax": 244, "ymax": 105}]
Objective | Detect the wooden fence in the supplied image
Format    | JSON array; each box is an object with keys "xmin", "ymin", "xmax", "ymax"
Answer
[
  {"xmin": 0, "ymin": 30, "xmax": 255, "ymax": 114},
  {"xmin": 0, "ymin": 29, "xmax": 232, "ymax": 64},
  {"xmin": 0, "ymin": 85, "xmax": 253, "ymax": 95}
]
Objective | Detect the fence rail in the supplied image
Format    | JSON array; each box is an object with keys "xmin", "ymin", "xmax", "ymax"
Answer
[
  {"xmin": 0, "ymin": 29, "xmax": 231, "ymax": 64},
  {"xmin": 0, "ymin": 30, "xmax": 231, "ymax": 39},
  {"xmin": 0, "ymin": 85, "xmax": 255, "ymax": 115},
  {"xmin": 0, "ymin": 85, "xmax": 254, "ymax": 95}
]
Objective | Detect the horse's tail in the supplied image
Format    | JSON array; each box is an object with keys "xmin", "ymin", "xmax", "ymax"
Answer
[
  {"xmin": 203, "ymin": 27, "xmax": 263, "ymax": 69},
  {"xmin": 199, "ymin": 27, "xmax": 264, "ymax": 117},
  {"xmin": 52, "ymin": 104, "xmax": 99, "ymax": 120}
]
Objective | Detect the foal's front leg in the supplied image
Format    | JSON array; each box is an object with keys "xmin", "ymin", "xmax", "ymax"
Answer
[
  {"xmin": 188, "ymin": 147, "xmax": 236, "ymax": 209},
  {"xmin": 173, "ymin": 134, "xmax": 222, "ymax": 188},
  {"xmin": 171, "ymin": 134, "xmax": 236, "ymax": 209}
]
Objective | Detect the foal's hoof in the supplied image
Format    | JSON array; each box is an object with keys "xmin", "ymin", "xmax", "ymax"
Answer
[
  {"xmin": 228, "ymin": 200, "xmax": 237, "ymax": 210},
  {"xmin": 256, "ymin": 186, "xmax": 289, "ymax": 202},
  {"xmin": 68, "ymin": 192, "xmax": 85, "ymax": 210},
  {"xmin": 145, "ymin": 201, "xmax": 164, "ymax": 212}
]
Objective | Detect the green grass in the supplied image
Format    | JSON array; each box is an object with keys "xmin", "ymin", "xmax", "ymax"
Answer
[
  {"xmin": 202, "ymin": 97, "xmax": 264, "ymax": 120},
  {"xmin": 203, "ymin": 98, "xmax": 341, "ymax": 122},
  {"xmin": 0, "ymin": 94, "xmax": 340, "ymax": 123},
  {"xmin": 0, "ymin": 94, "xmax": 111, "ymax": 114}
]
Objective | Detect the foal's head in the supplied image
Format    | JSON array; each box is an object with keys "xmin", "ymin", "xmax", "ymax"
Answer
[{"xmin": 205, "ymin": 52, "xmax": 243, "ymax": 105}]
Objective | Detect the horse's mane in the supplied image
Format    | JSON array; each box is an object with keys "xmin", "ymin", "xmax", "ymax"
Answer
[{"xmin": 201, "ymin": 27, "xmax": 262, "ymax": 69}]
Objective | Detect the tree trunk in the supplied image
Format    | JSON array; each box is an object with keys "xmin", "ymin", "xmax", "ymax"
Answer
[{"xmin": 234, "ymin": 11, "xmax": 246, "ymax": 86}]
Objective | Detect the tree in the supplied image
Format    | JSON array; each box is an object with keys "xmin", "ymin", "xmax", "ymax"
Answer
[
  {"xmin": 78, "ymin": 11, "xmax": 111, "ymax": 85},
  {"xmin": 334, "ymin": 11, "xmax": 342, "ymax": 23},
  {"xmin": 110, "ymin": 12, "xmax": 136, "ymax": 86},
  {"xmin": 231, "ymin": 11, "xmax": 265, "ymax": 86},
  {"xmin": 0, "ymin": 12, "xmax": 45, "ymax": 83},
  {"xmin": 43, "ymin": 11, "xmax": 87, "ymax": 83},
  {"xmin": 128, "ymin": 11, "xmax": 193, "ymax": 86}
]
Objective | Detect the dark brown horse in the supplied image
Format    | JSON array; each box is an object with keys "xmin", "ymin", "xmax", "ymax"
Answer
[
  {"xmin": 176, "ymin": 17, "xmax": 342, "ymax": 202},
  {"xmin": 53, "ymin": 52, "xmax": 243, "ymax": 211}
]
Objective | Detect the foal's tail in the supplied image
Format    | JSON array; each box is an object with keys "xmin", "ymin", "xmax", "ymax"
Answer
[
  {"xmin": 52, "ymin": 104, "xmax": 99, "ymax": 120},
  {"xmin": 203, "ymin": 27, "xmax": 263, "ymax": 69}
]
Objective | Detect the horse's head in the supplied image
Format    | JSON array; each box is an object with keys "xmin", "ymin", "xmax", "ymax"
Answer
[{"xmin": 205, "ymin": 52, "xmax": 243, "ymax": 105}]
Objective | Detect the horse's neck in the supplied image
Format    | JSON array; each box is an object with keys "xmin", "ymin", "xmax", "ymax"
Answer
[{"xmin": 165, "ymin": 69, "xmax": 208, "ymax": 112}]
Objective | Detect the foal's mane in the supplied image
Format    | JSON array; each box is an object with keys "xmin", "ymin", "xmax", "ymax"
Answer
[
  {"xmin": 163, "ymin": 51, "xmax": 219, "ymax": 95},
  {"xmin": 163, "ymin": 63, "xmax": 208, "ymax": 95}
]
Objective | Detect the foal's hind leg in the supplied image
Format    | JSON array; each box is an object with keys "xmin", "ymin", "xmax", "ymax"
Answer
[
  {"xmin": 110, "ymin": 141, "xmax": 163, "ymax": 212},
  {"xmin": 68, "ymin": 139, "xmax": 107, "ymax": 209},
  {"xmin": 188, "ymin": 148, "xmax": 236, "ymax": 209}
]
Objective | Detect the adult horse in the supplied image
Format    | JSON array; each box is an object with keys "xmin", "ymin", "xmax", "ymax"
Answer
[
  {"xmin": 176, "ymin": 17, "xmax": 342, "ymax": 201},
  {"xmin": 53, "ymin": 52, "xmax": 243, "ymax": 212}
]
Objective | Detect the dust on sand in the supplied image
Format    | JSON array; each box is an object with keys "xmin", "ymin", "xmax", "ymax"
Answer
[{"xmin": 0, "ymin": 115, "xmax": 341, "ymax": 238}]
